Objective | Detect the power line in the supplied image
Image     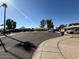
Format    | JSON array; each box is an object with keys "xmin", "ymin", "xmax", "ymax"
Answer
[{"xmin": 8, "ymin": 1, "xmax": 33, "ymax": 23}]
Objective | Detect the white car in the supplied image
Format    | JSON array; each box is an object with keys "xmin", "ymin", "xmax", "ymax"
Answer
[
  {"xmin": 74, "ymin": 29, "xmax": 79, "ymax": 34},
  {"xmin": 67, "ymin": 29, "xmax": 79, "ymax": 34}
]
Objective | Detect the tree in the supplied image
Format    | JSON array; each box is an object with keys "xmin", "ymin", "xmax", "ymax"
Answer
[
  {"xmin": 58, "ymin": 24, "xmax": 66, "ymax": 29},
  {"xmin": 12, "ymin": 21, "xmax": 16, "ymax": 29},
  {"xmin": 69, "ymin": 23, "xmax": 79, "ymax": 26},
  {"xmin": 46, "ymin": 19, "xmax": 54, "ymax": 29},
  {"xmin": 40, "ymin": 19, "xmax": 46, "ymax": 28},
  {"xmin": 6, "ymin": 19, "xmax": 12, "ymax": 29},
  {"xmin": 6, "ymin": 19, "xmax": 16, "ymax": 29}
]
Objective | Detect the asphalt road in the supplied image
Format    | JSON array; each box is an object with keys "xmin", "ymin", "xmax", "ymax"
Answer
[{"xmin": 0, "ymin": 31, "xmax": 59, "ymax": 59}]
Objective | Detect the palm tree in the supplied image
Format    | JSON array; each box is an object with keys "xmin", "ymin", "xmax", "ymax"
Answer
[
  {"xmin": 46, "ymin": 19, "xmax": 54, "ymax": 30},
  {"xmin": 6, "ymin": 19, "xmax": 12, "ymax": 29},
  {"xmin": 40, "ymin": 19, "xmax": 46, "ymax": 28},
  {"xmin": 6, "ymin": 19, "xmax": 16, "ymax": 29},
  {"xmin": 12, "ymin": 21, "xmax": 16, "ymax": 29}
]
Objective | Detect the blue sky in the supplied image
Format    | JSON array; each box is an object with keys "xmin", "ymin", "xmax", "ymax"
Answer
[{"xmin": 0, "ymin": 0, "xmax": 79, "ymax": 28}]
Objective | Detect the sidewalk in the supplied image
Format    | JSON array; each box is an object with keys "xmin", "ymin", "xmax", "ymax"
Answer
[{"xmin": 32, "ymin": 34, "xmax": 79, "ymax": 59}]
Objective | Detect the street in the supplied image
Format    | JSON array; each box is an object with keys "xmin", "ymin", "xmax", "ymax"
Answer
[{"xmin": 0, "ymin": 31, "xmax": 59, "ymax": 59}]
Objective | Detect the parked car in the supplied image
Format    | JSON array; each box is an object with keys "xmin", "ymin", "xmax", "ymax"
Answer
[
  {"xmin": 74, "ymin": 29, "xmax": 79, "ymax": 34},
  {"xmin": 67, "ymin": 29, "xmax": 79, "ymax": 34}
]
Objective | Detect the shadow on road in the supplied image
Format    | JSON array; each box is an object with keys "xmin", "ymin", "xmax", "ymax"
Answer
[
  {"xmin": 5, "ymin": 35, "xmax": 37, "ymax": 52},
  {"xmin": 15, "ymin": 41, "xmax": 37, "ymax": 52}
]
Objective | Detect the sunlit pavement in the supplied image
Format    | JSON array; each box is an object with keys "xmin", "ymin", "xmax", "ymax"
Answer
[
  {"xmin": 0, "ymin": 31, "xmax": 59, "ymax": 59},
  {"xmin": 32, "ymin": 34, "xmax": 79, "ymax": 59}
]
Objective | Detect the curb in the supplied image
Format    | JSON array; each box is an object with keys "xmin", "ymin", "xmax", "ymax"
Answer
[{"xmin": 32, "ymin": 34, "xmax": 72, "ymax": 59}]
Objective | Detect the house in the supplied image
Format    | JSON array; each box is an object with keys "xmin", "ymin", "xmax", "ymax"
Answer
[{"xmin": 64, "ymin": 25, "xmax": 79, "ymax": 34}]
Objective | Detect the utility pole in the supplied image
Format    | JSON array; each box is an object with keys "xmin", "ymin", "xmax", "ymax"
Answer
[
  {"xmin": 0, "ymin": 3, "xmax": 8, "ymax": 52},
  {"xmin": 2, "ymin": 3, "xmax": 7, "ymax": 35}
]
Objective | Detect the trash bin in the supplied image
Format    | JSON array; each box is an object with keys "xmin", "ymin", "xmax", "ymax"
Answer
[{"xmin": 60, "ymin": 32, "xmax": 64, "ymax": 36}]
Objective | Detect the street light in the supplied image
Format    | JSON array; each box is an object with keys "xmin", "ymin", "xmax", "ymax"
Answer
[
  {"xmin": 1, "ymin": 0, "xmax": 7, "ymax": 35},
  {"xmin": 0, "ymin": 0, "xmax": 8, "ymax": 52},
  {"xmin": 0, "ymin": 0, "xmax": 37, "ymax": 53}
]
